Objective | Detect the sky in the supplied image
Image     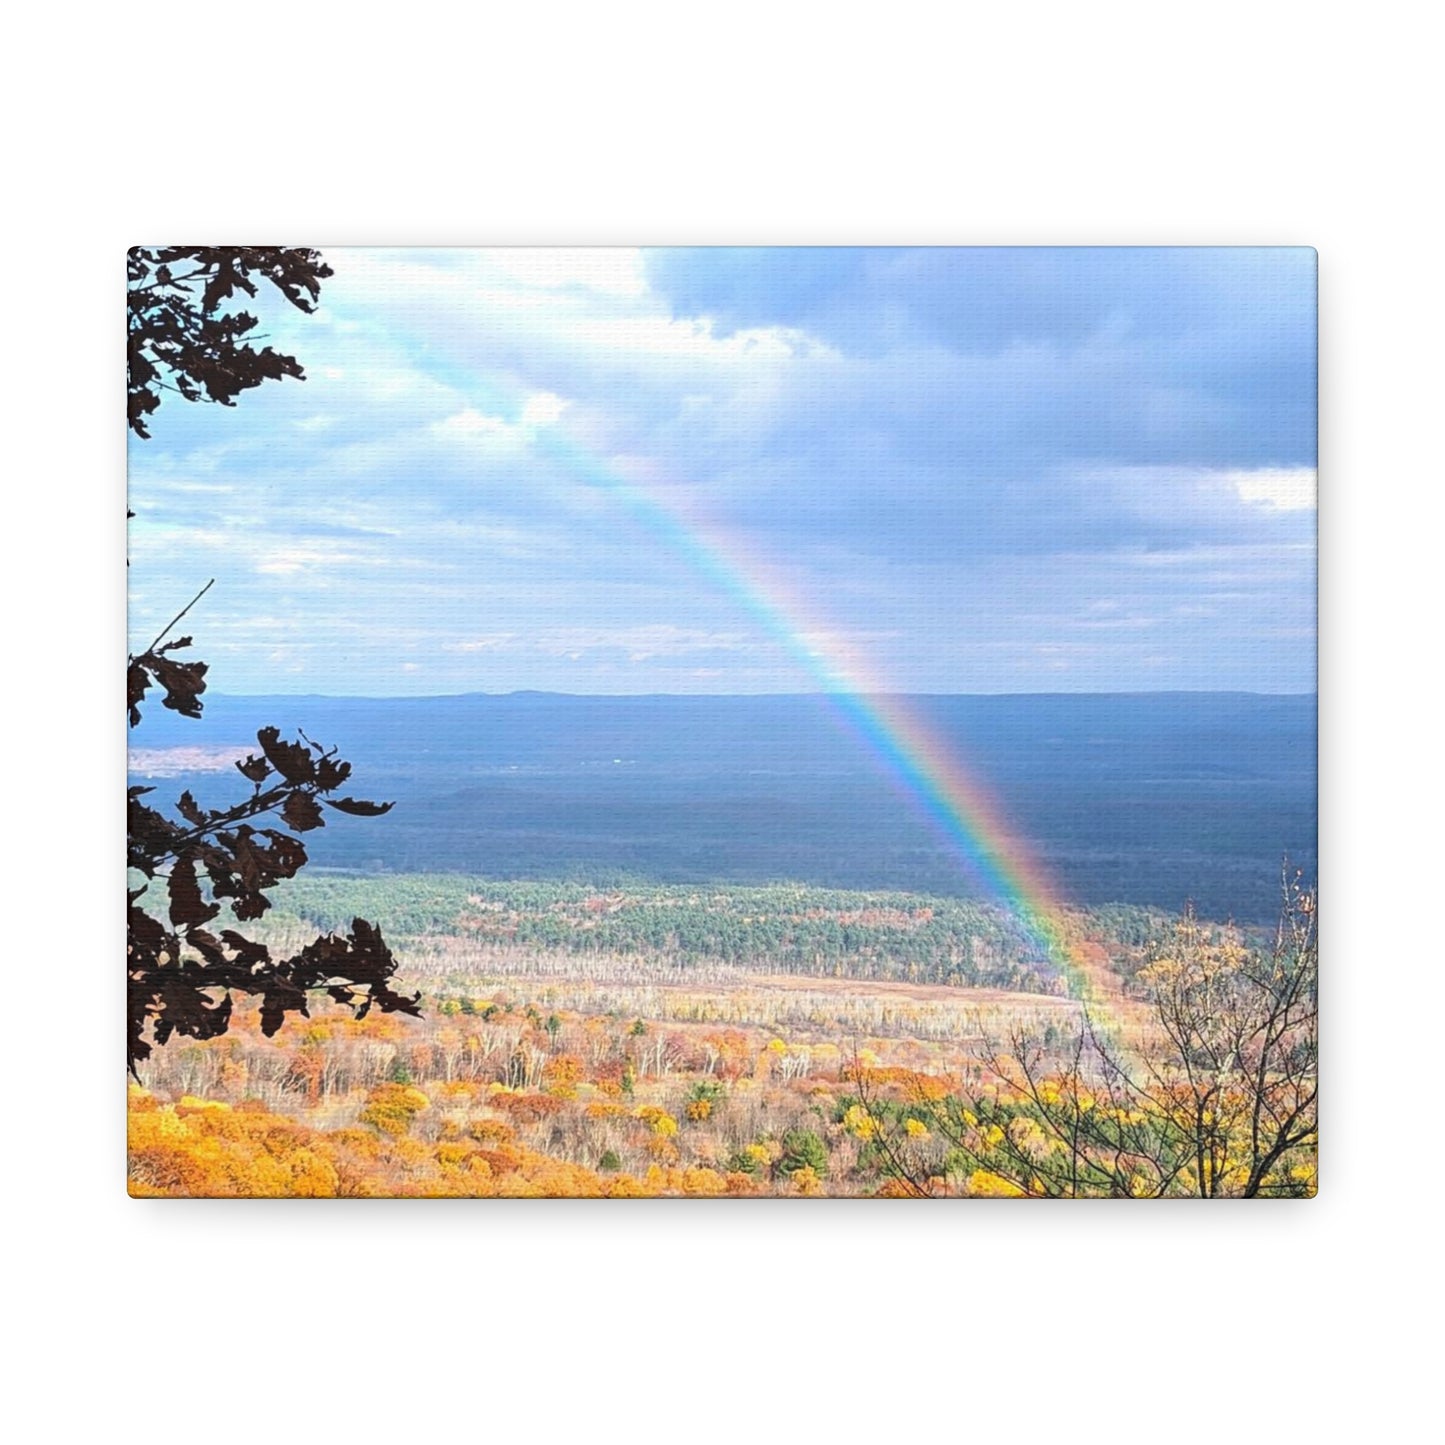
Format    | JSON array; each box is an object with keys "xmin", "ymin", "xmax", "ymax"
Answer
[{"xmin": 127, "ymin": 247, "xmax": 1316, "ymax": 696}]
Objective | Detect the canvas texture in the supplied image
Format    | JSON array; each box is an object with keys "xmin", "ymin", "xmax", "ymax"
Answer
[{"xmin": 126, "ymin": 247, "xmax": 1318, "ymax": 1198}]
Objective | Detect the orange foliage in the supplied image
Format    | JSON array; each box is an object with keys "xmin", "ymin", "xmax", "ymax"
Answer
[
  {"xmin": 873, "ymin": 1178, "xmax": 919, "ymax": 1198},
  {"xmin": 468, "ymin": 1118, "xmax": 516, "ymax": 1145},
  {"xmin": 486, "ymin": 1091, "xmax": 565, "ymax": 1124},
  {"xmin": 542, "ymin": 1054, "xmax": 584, "ymax": 1098},
  {"xmin": 128, "ymin": 977, "xmax": 996, "ymax": 1197},
  {"xmin": 839, "ymin": 1063, "xmax": 952, "ymax": 1101}
]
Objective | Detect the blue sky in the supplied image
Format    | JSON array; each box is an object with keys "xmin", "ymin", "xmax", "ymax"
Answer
[{"xmin": 127, "ymin": 247, "xmax": 1316, "ymax": 695}]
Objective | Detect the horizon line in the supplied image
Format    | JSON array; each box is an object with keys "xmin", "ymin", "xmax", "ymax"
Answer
[{"xmin": 193, "ymin": 686, "xmax": 1319, "ymax": 702}]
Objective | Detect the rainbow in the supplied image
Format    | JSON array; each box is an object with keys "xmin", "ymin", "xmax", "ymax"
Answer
[
  {"xmin": 518, "ymin": 422, "xmax": 1113, "ymax": 1009},
  {"xmin": 362, "ymin": 301, "xmax": 1113, "ymax": 1010}
]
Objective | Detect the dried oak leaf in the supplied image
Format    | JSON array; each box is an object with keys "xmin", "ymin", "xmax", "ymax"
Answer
[
  {"xmin": 175, "ymin": 790, "xmax": 208, "ymax": 827},
  {"xmin": 314, "ymin": 755, "xmax": 352, "ymax": 792},
  {"xmin": 324, "ymin": 796, "xmax": 393, "ymax": 817},
  {"xmin": 280, "ymin": 792, "xmax": 325, "ymax": 832},
  {"xmin": 149, "ymin": 655, "xmax": 208, "ymax": 718},
  {"xmin": 168, "ymin": 854, "xmax": 220, "ymax": 928},
  {"xmin": 235, "ymin": 753, "xmax": 271, "ymax": 783},
  {"xmin": 151, "ymin": 974, "xmax": 233, "ymax": 1047},
  {"xmin": 256, "ymin": 725, "xmax": 315, "ymax": 785}
]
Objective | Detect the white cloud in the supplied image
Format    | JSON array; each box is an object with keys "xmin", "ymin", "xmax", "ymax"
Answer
[
  {"xmin": 256, "ymin": 548, "xmax": 339, "ymax": 575},
  {"xmin": 445, "ymin": 624, "xmax": 751, "ymax": 660},
  {"xmin": 432, "ymin": 392, "xmax": 570, "ymax": 449},
  {"xmin": 521, "ymin": 391, "xmax": 569, "ymax": 427},
  {"xmin": 447, "ymin": 633, "xmax": 520, "ymax": 653},
  {"xmin": 485, "ymin": 247, "xmax": 647, "ymax": 298},
  {"xmin": 144, "ymin": 479, "xmax": 235, "ymax": 494},
  {"xmin": 560, "ymin": 312, "xmax": 827, "ymax": 365},
  {"xmin": 432, "ymin": 407, "xmax": 516, "ymax": 442},
  {"xmin": 1228, "ymin": 467, "xmax": 1317, "ymax": 511}
]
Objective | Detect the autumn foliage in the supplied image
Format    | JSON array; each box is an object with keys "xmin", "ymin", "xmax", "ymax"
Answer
[
  {"xmin": 126, "ymin": 874, "xmax": 1316, "ymax": 1197},
  {"xmin": 843, "ymin": 877, "xmax": 1318, "ymax": 1198}
]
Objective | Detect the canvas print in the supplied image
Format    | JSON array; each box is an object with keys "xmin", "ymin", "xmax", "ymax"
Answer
[{"xmin": 126, "ymin": 247, "xmax": 1317, "ymax": 1198}]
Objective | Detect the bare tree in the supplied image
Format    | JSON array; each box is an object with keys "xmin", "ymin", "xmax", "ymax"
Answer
[{"xmin": 851, "ymin": 871, "xmax": 1317, "ymax": 1198}]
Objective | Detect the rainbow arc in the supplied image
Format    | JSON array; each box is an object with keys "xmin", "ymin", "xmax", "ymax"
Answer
[{"xmin": 523, "ymin": 419, "xmax": 1123, "ymax": 1011}]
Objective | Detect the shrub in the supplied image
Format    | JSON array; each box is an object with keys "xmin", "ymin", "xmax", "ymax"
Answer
[
  {"xmin": 358, "ymin": 1083, "xmax": 430, "ymax": 1138},
  {"xmin": 776, "ymin": 1128, "xmax": 828, "ymax": 1178},
  {"xmin": 685, "ymin": 1079, "xmax": 725, "ymax": 1121}
]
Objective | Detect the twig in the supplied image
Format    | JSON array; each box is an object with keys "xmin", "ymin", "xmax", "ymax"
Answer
[{"xmin": 145, "ymin": 578, "xmax": 215, "ymax": 655}]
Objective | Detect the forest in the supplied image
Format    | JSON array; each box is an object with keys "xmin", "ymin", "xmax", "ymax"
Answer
[
  {"xmin": 257, "ymin": 874, "xmax": 1148, "ymax": 990},
  {"xmin": 129, "ymin": 870, "xmax": 1315, "ymax": 1198},
  {"xmin": 131, "ymin": 688, "xmax": 1317, "ymax": 922}
]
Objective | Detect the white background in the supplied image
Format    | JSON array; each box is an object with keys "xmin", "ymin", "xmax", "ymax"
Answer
[{"xmin": 3, "ymin": 3, "xmax": 1434, "ymax": 1440}]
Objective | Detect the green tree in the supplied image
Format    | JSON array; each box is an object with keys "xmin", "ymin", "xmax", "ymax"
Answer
[{"xmin": 776, "ymin": 1128, "xmax": 829, "ymax": 1179}]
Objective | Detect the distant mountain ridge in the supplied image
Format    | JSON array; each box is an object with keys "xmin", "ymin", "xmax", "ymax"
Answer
[{"xmin": 130, "ymin": 691, "xmax": 1316, "ymax": 921}]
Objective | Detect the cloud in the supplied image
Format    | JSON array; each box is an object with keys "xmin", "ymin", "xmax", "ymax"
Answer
[
  {"xmin": 446, "ymin": 624, "xmax": 751, "ymax": 662},
  {"xmin": 484, "ymin": 247, "xmax": 648, "ymax": 298},
  {"xmin": 127, "ymin": 247, "xmax": 1317, "ymax": 695},
  {"xmin": 1229, "ymin": 467, "xmax": 1317, "ymax": 511},
  {"xmin": 647, "ymin": 246, "xmax": 1316, "ymax": 375}
]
